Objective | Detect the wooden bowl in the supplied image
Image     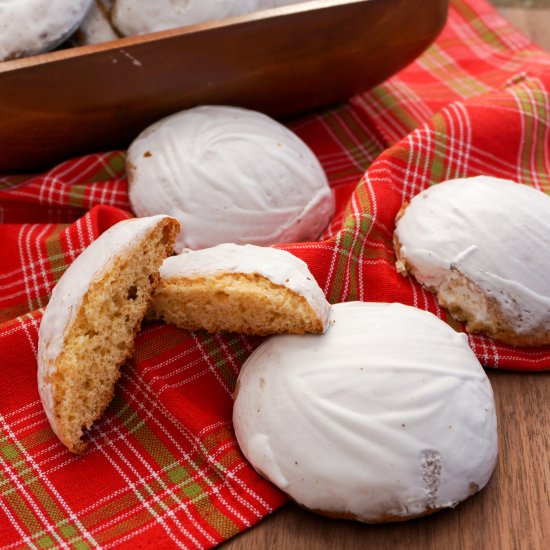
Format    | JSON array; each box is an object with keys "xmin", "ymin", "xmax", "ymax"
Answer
[{"xmin": 0, "ymin": 0, "xmax": 449, "ymax": 172}]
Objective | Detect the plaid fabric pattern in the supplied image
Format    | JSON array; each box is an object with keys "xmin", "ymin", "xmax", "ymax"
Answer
[{"xmin": 1, "ymin": 0, "xmax": 550, "ymax": 547}]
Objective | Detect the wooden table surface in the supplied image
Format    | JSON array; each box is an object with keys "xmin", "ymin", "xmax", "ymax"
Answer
[{"xmin": 223, "ymin": 6, "xmax": 550, "ymax": 550}]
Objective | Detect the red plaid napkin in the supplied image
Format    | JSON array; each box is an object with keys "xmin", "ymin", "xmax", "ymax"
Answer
[{"xmin": 1, "ymin": 0, "xmax": 550, "ymax": 547}]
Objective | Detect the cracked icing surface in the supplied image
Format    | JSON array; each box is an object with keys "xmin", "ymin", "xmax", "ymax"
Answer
[
  {"xmin": 128, "ymin": 105, "xmax": 334, "ymax": 251},
  {"xmin": 233, "ymin": 302, "xmax": 498, "ymax": 522}
]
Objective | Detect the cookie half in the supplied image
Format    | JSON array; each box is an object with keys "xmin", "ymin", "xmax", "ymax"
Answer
[
  {"xmin": 38, "ymin": 215, "xmax": 180, "ymax": 453},
  {"xmin": 148, "ymin": 243, "xmax": 331, "ymax": 335}
]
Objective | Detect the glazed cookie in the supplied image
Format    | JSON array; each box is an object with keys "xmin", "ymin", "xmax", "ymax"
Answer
[
  {"xmin": 38, "ymin": 215, "xmax": 180, "ymax": 453},
  {"xmin": 394, "ymin": 176, "xmax": 550, "ymax": 346},
  {"xmin": 0, "ymin": 0, "xmax": 92, "ymax": 61},
  {"xmin": 127, "ymin": 105, "xmax": 334, "ymax": 251},
  {"xmin": 148, "ymin": 243, "xmax": 331, "ymax": 335},
  {"xmin": 112, "ymin": 0, "xmax": 303, "ymax": 36},
  {"xmin": 234, "ymin": 302, "xmax": 498, "ymax": 522},
  {"xmin": 74, "ymin": 1, "xmax": 118, "ymax": 46}
]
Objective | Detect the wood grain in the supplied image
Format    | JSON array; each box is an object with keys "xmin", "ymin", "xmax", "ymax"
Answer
[
  {"xmin": 498, "ymin": 8, "xmax": 550, "ymax": 47},
  {"xmin": 0, "ymin": 0, "xmax": 449, "ymax": 173},
  {"xmin": 222, "ymin": 8, "xmax": 550, "ymax": 550},
  {"xmin": 494, "ymin": 0, "xmax": 550, "ymax": 7}
]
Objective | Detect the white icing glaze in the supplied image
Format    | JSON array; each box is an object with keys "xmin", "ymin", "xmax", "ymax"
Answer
[
  {"xmin": 128, "ymin": 105, "xmax": 334, "ymax": 251},
  {"xmin": 75, "ymin": 1, "xmax": 118, "ymax": 45},
  {"xmin": 0, "ymin": 0, "xmax": 92, "ymax": 61},
  {"xmin": 112, "ymin": 0, "xmax": 304, "ymax": 36},
  {"xmin": 395, "ymin": 176, "xmax": 550, "ymax": 335},
  {"xmin": 37, "ymin": 215, "xmax": 174, "ymax": 438},
  {"xmin": 234, "ymin": 302, "xmax": 498, "ymax": 521},
  {"xmin": 160, "ymin": 243, "xmax": 331, "ymax": 328}
]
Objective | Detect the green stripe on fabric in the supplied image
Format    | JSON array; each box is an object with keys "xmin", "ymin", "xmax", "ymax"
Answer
[
  {"xmin": 37, "ymin": 535, "xmax": 55, "ymax": 548},
  {"xmin": 326, "ymin": 221, "xmax": 366, "ymax": 304},
  {"xmin": 326, "ymin": 233, "xmax": 349, "ymax": 304},
  {"xmin": 91, "ymin": 507, "xmax": 161, "ymax": 545},
  {"xmin": 135, "ymin": 328, "xmax": 189, "ymax": 362},
  {"xmin": 194, "ymin": 500, "xmax": 240, "ymax": 540},
  {"xmin": 214, "ymin": 447, "xmax": 243, "ymax": 472},
  {"xmin": 0, "ymin": 174, "xmax": 34, "ymax": 190},
  {"xmin": 0, "ymin": 430, "xmax": 87, "ymax": 547},
  {"xmin": 201, "ymin": 335, "xmax": 238, "ymax": 390},
  {"xmin": 80, "ymin": 489, "xmax": 142, "ymax": 530},
  {"xmin": 420, "ymin": 44, "xmax": 492, "ymax": 98},
  {"xmin": 83, "ymin": 153, "xmax": 127, "ymax": 183},
  {"xmin": 430, "ymin": 113, "xmax": 448, "ymax": 182},
  {"xmin": 514, "ymin": 83, "xmax": 550, "ymax": 192},
  {"xmin": 532, "ymin": 84, "xmax": 550, "ymax": 192},
  {"xmin": 368, "ymin": 86, "xmax": 420, "ymax": 134},
  {"xmin": 321, "ymin": 108, "xmax": 382, "ymax": 174},
  {"xmin": 68, "ymin": 185, "xmax": 88, "ymax": 209},
  {"xmin": 45, "ymin": 225, "xmax": 70, "ymax": 285},
  {"xmin": 220, "ymin": 335, "xmax": 249, "ymax": 384},
  {"xmin": 109, "ymin": 397, "xmax": 240, "ymax": 538},
  {"xmin": 452, "ymin": 0, "xmax": 511, "ymax": 51},
  {"xmin": 517, "ymin": 88, "xmax": 535, "ymax": 186},
  {"xmin": 339, "ymin": 108, "xmax": 383, "ymax": 159},
  {"xmin": 0, "ymin": 470, "xmax": 45, "ymax": 537},
  {"xmin": 19, "ymin": 428, "xmax": 54, "ymax": 450},
  {"xmin": 198, "ymin": 428, "xmax": 242, "ymax": 480}
]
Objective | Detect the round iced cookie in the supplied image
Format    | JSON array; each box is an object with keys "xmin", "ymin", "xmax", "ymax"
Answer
[
  {"xmin": 233, "ymin": 302, "xmax": 498, "ymax": 522},
  {"xmin": 0, "ymin": 0, "xmax": 92, "ymax": 61},
  {"xmin": 127, "ymin": 105, "xmax": 334, "ymax": 251},
  {"xmin": 394, "ymin": 176, "xmax": 550, "ymax": 346},
  {"xmin": 74, "ymin": 1, "xmax": 118, "ymax": 46}
]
